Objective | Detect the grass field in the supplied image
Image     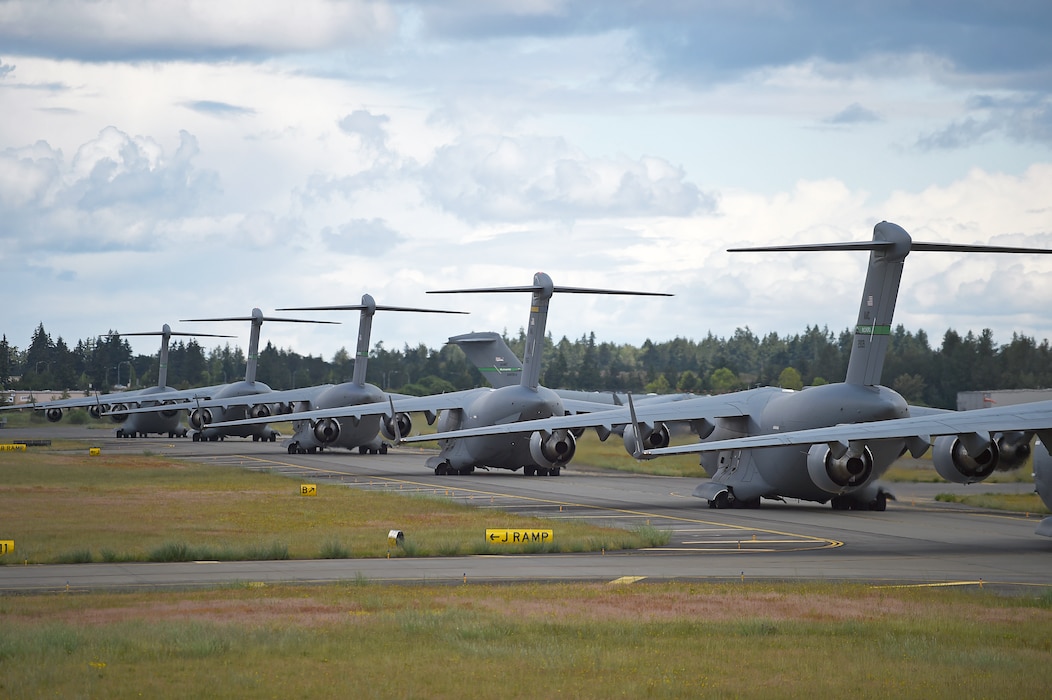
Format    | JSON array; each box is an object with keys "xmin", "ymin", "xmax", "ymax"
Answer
[
  {"xmin": 1, "ymin": 582, "xmax": 1050, "ymax": 698},
  {"xmin": 3, "ymin": 415, "xmax": 1052, "ymax": 697},
  {"xmin": 0, "ymin": 450, "xmax": 668, "ymax": 564}
]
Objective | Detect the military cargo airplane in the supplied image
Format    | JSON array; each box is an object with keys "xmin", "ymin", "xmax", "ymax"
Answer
[
  {"xmin": 167, "ymin": 308, "xmax": 339, "ymax": 442},
  {"xmin": 123, "ymin": 297, "xmax": 466, "ymax": 452},
  {"xmin": 208, "ymin": 273, "xmax": 672, "ymax": 475},
  {"xmin": 404, "ymin": 222, "xmax": 1052, "ymax": 506},
  {"xmin": 1, "ymin": 325, "xmax": 233, "ymax": 437},
  {"xmin": 646, "ymin": 397, "xmax": 1052, "ymax": 535}
]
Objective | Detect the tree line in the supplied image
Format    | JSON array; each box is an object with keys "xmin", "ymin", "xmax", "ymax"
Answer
[{"xmin": 2, "ymin": 322, "xmax": 1050, "ymax": 409}]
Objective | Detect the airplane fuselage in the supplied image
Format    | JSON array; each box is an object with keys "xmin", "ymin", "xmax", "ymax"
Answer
[
  {"xmin": 195, "ymin": 381, "xmax": 279, "ymax": 441},
  {"xmin": 113, "ymin": 385, "xmax": 188, "ymax": 438},
  {"xmin": 286, "ymin": 382, "xmax": 389, "ymax": 453},
  {"xmin": 702, "ymin": 383, "xmax": 910, "ymax": 504},
  {"xmin": 431, "ymin": 385, "xmax": 569, "ymax": 474}
]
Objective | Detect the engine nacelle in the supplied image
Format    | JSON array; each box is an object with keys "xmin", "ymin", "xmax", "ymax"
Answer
[
  {"xmin": 806, "ymin": 443, "xmax": 874, "ymax": 495},
  {"xmin": 1033, "ymin": 439, "xmax": 1052, "ymax": 512},
  {"xmin": 189, "ymin": 408, "xmax": 213, "ymax": 430},
  {"xmin": 312, "ymin": 417, "xmax": 341, "ymax": 444},
  {"xmin": 932, "ymin": 434, "xmax": 999, "ymax": 484},
  {"xmin": 45, "ymin": 407, "xmax": 63, "ymax": 423},
  {"xmin": 160, "ymin": 401, "xmax": 179, "ymax": 418},
  {"xmin": 994, "ymin": 432, "xmax": 1031, "ymax": 472},
  {"xmin": 529, "ymin": 429, "xmax": 577, "ymax": 468},
  {"xmin": 109, "ymin": 403, "xmax": 129, "ymax": 423},
  {"xmin": 380, "ymin": 412, "xmax": 413, "ymax": 441},
  {"xmin": 249, "ymin": 403, "xmax": 272, "ymax": 420},
  {"xmin": 89, "ymin": 404, "xmax": 104, "ymax": 420},
  {"xmin": 622, "ymin": 422, "xmax": 671, "ymax": 455}
]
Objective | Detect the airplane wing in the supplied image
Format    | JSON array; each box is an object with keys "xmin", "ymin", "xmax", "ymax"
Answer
[
  {"xmin": 399, "ymin": 390, "xmax": 766, "ymax": 443},
  {"xmin": 2, "ymin": 384, "xmax": 226, "ymax": 412},
  {"xmin": 206, "ymin": 388, "xmax": 678, "ymax": 433},
  {"xmin": 107, "ymin": 385, "xmax": 336, "ymax": 417},
  {"xmin": 644, "ymin": 400, "xmax": 1052, "ymax": 456},
  {"xmin": 206, "ymin": 388, "xmax": 489, "ymax": 430}
]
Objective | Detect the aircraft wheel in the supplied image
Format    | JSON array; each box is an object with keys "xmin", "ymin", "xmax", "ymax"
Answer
[
  {"xmin": 252, "ymin": 435, "xmax": 259, "ymax": 442},
  {"xmin": 830, "ymin": 496, "xmax": 850, "ymax": 510},
  {"xmin": 870, "ymin": 492, "xmax": 888, "ymax": 511},
  {"xmin": 709, "ymin": 492, "xmax": 732, "ymax": 509},
  {"xmin": 550, "ymin": 468, "xmax": 561, "ymax": 477},
  {"xmin": 116, "ymin": 429, "xmax": 124, "ymax": 438},
  {"xmin": 435, "ymin": 462, "xmax": 449, "ymax": 476},
  {"xmin": 524, "ymin": 466, "xmax": 536, "ymax": 477},
  {"xmin": 288, "ymin": 443, "xmax": 299, "ymax": 455},
  {"xmin": 269, "ymin": 433, "xmax": 277, "ymax": 442},
  {"xmin": 181, "ymin": 430, "xmax": 188, "ymax": 438},
  {"xmin": 380, "ymin": 444, "xmax": 389, "ymax": 455},
  {"xmin": 192, "ymin": 433, "xmax": 200, "ymax": 442}
]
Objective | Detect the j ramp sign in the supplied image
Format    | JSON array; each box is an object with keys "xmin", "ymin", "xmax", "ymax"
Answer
[{"xmin": 486, "ymin": 528, "xmax": 553, "ymax": 545}]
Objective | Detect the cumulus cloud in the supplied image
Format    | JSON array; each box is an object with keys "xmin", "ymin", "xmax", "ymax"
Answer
[
  {"xmin": 0, "ymin": 127, "xmax": 218, "ymax": 252},
  {"xmin": 421, "ymin": 134, "xmax": 712, "ymax": 222}
]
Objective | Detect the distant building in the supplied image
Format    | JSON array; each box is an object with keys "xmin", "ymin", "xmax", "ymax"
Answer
[{"xmin": 957, "ymin": 389, "xmax": 1052, "ymax": 411}]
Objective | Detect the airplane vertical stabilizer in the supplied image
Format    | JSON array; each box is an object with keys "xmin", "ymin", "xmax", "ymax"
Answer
[
  {"xmin": 277, "ymin": 297, "xmax": 467, "ymax": 387},
  {"xmin": 844, "ymin": 222, "xmax": 910, "ymax": 386},
  {"xmin": 730, "ymin": 221, "xmax": 1052, "ymax": 388},
  {"xmin": 182, "ymin": 309, "xmax": 339, "ymax": 385},
  {"xmin": 447, "ymin": 331, "xmax": 524, "ymax": 389},
  {"xmin": 119, "ymin": 325, "xmax": 233, "ymax": 389},
  {"xmin": 430, "ymin": 273, "xmax": 670, "ymax": 393}
]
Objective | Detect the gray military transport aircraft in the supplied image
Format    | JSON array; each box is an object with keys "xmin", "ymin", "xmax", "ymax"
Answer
[
  {"xmin": 118, "ymin": 296, "xmax": 467, "ymax": 452},
  {"xmin": 114, "ymin": 309, "xmax": 340, "ymax": 442},
  {"xmin": 647, "ymin": 395, "xmax": 1052, "ymax": 536},
  {"xmin": 402, "ymin": 222, "xmax": 1052, "ymax": 508},
  {"xmin": 1, "ymin": 325, "xmax": 233, "ymax": 437},
  {"xmin": 208, "ymin": 273, "xmax": 672, "ymax": 475}
]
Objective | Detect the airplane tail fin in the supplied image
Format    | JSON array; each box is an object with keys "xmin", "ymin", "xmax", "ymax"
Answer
[
  {"xmin": 182, "ymin": 309, "xmax": 339, "ymax": 384},
  {"xmin": 448, "ymin": 332, "xmax": 523, "ymax": 389},
  {"xmin": 278, "ymin": 296, "xmax": 466, "ymax": 387},
  {"xmin": 119, "ymin": 325, "xmax": 233, "ymax": 389},
  {"xmin": 430, "ymin": 273, "xmax": 671, "ymax": 391},
  {"xmin": 731, "ymin": 221, "xmax": 1052, "ymax": 387}
]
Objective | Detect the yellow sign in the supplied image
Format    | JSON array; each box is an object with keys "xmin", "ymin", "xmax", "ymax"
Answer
[
  {"xmin": 0, "ymin": 444, "xmax": 26, "ymax": 452},
  {"xmin": 486, "ymin": 528, "xmax": 553, "ymax": 545},
  {"xmin": 0, "ymin": 540, "xmax": 13, "ymax": 556},
  {"xmin": 300, "ymin": 484, "xmax": 317, "ymax": 496},
  {"xmin": 89, "ymin": 447, "xmax": 101, "ymax": 456}
]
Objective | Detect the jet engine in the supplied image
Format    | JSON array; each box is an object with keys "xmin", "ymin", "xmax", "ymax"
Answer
[
  {"xmin": 109, "ymin": 404, "xmax": 129, "ymax": 423},
  {"xmin": 45, "ymin": 407, "xmax": 63, "ymax": 423},
  {"xmin": 992, "ymin": 431, "xmax": 1031, "ymax": 472},
  {"xmin": 622, "ymin": 422, "xmax": 671, "ymax": 455},
  {"xmin": 249, "ymin": 403, "xmax": 272, "ymax": 420},
  {"xmin": 380, "ymin": 412, "xmax": 413, "ymax": 441},
  {"xmin": 932, "ymin": 434, "xmax": 999, "ymax": 484},
  {"xmin": 312, "ymin": 417, "xmax": 341, "ymax": 444},
  {"xmin": 806, "ymin": 443, "xmax": 874, "ymax": 494},
  {"xmin": 189, "ymin": 408, "xmax": 213, "ymax": 430},
  {"xmin": 529, "ymin": 429, "xmax": 577, "ymax": 468},
  {"xmin": 160, "ymin": 401, "xmax": 179, "ymax": 418},
  {"xmin": 88, "ymin": 404, "xmax": 104, "ymax": 420}
]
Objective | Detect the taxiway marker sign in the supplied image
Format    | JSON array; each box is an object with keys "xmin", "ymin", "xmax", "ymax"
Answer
[{"xmin": 486, "ymin": 528, "xmax": 553, "ymax": 544}]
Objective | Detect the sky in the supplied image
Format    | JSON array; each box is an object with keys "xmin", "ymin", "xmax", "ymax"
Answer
[{"xmin": 2, "ymin": 1, "xmax": 1052, "ymax": 363}]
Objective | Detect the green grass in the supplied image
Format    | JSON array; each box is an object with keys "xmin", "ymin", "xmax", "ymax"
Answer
[
  {"xmin": 0, "ymin": 582, "xmax": 1050, "ymax": 698},
  {"xmin": 0, "ymin": 450, "xmax": 662, "ymax": 564},
  {"xmin": 935, "ymin": 492, "xmax": 1050, "ymax": 514}
]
